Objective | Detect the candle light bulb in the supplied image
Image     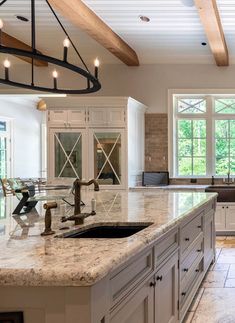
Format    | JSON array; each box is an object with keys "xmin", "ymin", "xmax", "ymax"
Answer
[
  {"xmin": 63, "ymin": 38, "xmax": 70, "ymax": 48},
  {"xmin": 0, "ymin": 19, "xmax": 3, "ymax": 29},
  {"xmin": 52, "ymin": 70, "xmax": 58, "ymax": 78},
  {"xmin": 94, "ymin": 58, "xmax": 100, "ymax": 67},
  {"xmin": 3, "ymin": 59, "xmax": 11, "ymax": 68}
]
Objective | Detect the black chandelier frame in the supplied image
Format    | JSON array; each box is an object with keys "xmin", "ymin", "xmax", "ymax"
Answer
[{"xmin": 0, "ymin": 0, "xmax": 101, "ymax": 94}]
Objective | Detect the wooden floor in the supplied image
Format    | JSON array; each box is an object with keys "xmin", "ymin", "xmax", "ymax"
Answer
[{"xmin": 184, "ymin": 237, "xmax": 235, "ymax": 322}]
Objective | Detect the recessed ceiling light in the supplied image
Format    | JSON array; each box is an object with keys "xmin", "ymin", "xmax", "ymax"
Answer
[
  {"xmin": 201, "ymin": 42, "xmax": 207, "ymax": 46},
  {"xmin": 139, "ymin": 15, "xmax": 150, "ymax": 23},
  {"xmin": 15, "ymin": 15, "xmax": 29, "ymax": 22}
]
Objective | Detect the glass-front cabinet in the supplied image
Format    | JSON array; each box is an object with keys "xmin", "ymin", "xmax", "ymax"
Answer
[
  {"xmin": 47, "ymin": 97, "xmax": 147, "ymax": 189},
  {"xmin": 89, "ymin": 129, "xmax": 125, "ymax": 189},
  {"xmin": 49, "ymin": 128, "xmax": 87, "ymax": 183},
  {"xmin": 49, "ymin": 128, "xmax": 125, "ymax": 188}
]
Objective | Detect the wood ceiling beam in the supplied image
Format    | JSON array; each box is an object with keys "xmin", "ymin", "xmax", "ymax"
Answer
[
  {"xmin": 2, "ymin": 32, "xmax": 48, "ymax": 67},
  {"xmin": 48, "ymin": 0, "xmax": 139, "ymax": 66},
  {"xmin": 194, "ymin": 0, "xmax": 229, "ymax": 66}
]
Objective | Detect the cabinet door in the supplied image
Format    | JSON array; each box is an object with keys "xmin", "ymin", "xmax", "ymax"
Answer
[
  {"xmin": 48, "ymin": 128, "xmax": 87, "ymax": 182},
  {"xmin": 88, "ymin": 108, "xmax": 107, "ymax": 126},
  {"xmin": 110, "ymin": 279, "xmax": 154, "ymax": 323},
  {"xmin": 48, "ymin": 110, "xmax": 68, "ymax": 127},
  {"xmin": 226, "ymin": 205, "xmax": 235, "ymax": 230},
  {"xmin": 107, "ymin": 108, "xmax": 125, "ymax": 126},
  {"xmin": 67, "ymin": 108, "xmax": 86, "ymax": 126},
  {"xmin": 215, "ymin": 205, "xmax": 226, "ymax": 231},
  {"xmin": 155, "ymin": 252, "xmax": 178, "ymax": 323},
  {"xmin": 204, "ymin": 211, "xmax": 215, "ymax": 271},
  {"xmin": 89, "ymin": 129, "xmax": 126, "ymax": 189}
]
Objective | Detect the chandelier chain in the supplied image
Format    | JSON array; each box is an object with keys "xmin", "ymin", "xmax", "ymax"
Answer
[{"xmin": 45, "ymin": 0, "xmax": 90, "ymax": 74}]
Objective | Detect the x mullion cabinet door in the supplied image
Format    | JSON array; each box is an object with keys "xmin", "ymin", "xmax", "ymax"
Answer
[
  {"xmin": 48, "ymin": 128, "xmax": 87, "ymax": 184},
  {"xmin": 88, "ymin": 129, "xmax": 126, "ymax": 189}
]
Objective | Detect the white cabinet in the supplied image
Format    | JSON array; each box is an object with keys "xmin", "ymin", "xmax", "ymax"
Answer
[
  {"xmin": 110, "ymin": 279, "xmax": 154, "ymax": 323},
  {"xmin": 87, "ymin": 107, "xmax": 125, "ymax": 126},
  {"xmin": 46, "ymin": 97, "xmax": 147, "ymax": 188},
  {"xmin": 48, "ymin": 108, "xmax": 86, "ymax": 127},
  {"xmin": 155, "ymin": 252, "xmax": 178, "ymax": 323},
  {"xmin": 49, "ymin": 128, "xmax": 87, "ymax": 183},
  {"xmin": 215, "ymin": 205, "xmax": 226, "ymax": 231},
  {"xmin": 215, "ymin": 203, "xmax": 235, "ymax": 232},
  {"xmin": 204, "ymin": 211, "xmax": 215, "ymax": 271}
]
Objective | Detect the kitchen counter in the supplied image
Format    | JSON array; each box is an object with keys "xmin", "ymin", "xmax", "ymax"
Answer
[
  {"xmin": 131, "ymin": 185, "xmax": 209, "ymax": 190},
  {"xmin": 0, "ymin": 190, "xmax": 217, "ymax": 287}
]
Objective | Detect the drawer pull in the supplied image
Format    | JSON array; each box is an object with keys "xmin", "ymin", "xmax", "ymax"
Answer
[
  {"xmin": 150, "ymin": 281, "xmax": 156, "ymax": 287},
  {"xmin": 195, "ymin": 269, "xmax": 200, "ymax": 272},
  {"xmin": 156, "ymin": 276, "xmax": 163, "ymax": 281},
  {"xmin": 185, "ymin": 238, "xmax": 190, "ymax": 241},
  {"xmin": 181, "ymin": 292, "xmax": 186, "ymax": 297},
  {"xmin": 197, "ymin": 249, "xmax": 202, "ymax": 252},
  {"xmin": 197, "ymin": 225, "xmax": 202, "ymax": 229},
  {"xmin": 183, "ymin": 268, "xmax": 189, "ymax": 272}
]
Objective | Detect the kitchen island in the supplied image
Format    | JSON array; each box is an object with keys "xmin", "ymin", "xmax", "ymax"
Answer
[{"xmin": 0, "ymin": 190, "xmax": 217, "ymax": 323}]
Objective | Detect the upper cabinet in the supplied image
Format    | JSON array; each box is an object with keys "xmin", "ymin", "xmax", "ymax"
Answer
[
  {"xmin": 46, "ymin": 97, "xmax": 147, "ymax": 189},
  {"xmin": 48, "ymin": 108, "xmax": 86, "ymax": 127},
  {"xmin": 88, "ymin": 107, "xmax": 125, "ymax": 127},
  {"xmin": 48, "ymin": 107, "xmax": 125, "ymax": 127}
]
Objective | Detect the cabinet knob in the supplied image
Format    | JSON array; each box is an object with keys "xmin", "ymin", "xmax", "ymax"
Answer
[
  {"xmin": 227, "ymin": 206, "xmax": 229, "ymax": 209},
  {"xmin": 181, "ymin": 292, "xmax": 186, "ymax": 297},
  {"xmin": 183, "ymin": 268, "xmax": 189, "ymax": 272},
  {"xmin": 156, "ymin": 275, "xmax": 163, "ymax": 281},
  {"xmin": 195, "ymin": 269, "xmax": 200, "ymax": 272},
  {"xmin": 197, "ymin": 249, "xmax": 202, "ymax": 253},
  {"xmin": 150, "ymin": 281, "xmax": 156, "ymax": 287},
  {"xmin": 197, "ymin": 225, "xmax": 202, "ymax": 229},
  {"xmin": 185, "ymin": 238, "xmax": 190, "ymax": 241}
]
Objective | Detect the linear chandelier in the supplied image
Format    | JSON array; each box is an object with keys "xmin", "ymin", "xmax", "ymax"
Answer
[{"xmin": 0, "ymin": 0, "xmax": 101, "ymax": 94}]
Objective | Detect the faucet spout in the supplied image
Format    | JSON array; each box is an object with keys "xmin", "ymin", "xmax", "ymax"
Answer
[
  {"xmin": 73, "ymin": 179, "xmax": 99, "ymax": 215},
  {"xmin": 61, "ymin": 179, "xmax": 99, "ymax": 226}
]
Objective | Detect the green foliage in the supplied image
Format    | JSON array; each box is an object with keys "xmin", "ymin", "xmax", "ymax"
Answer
[{"xmin": 177, "ymin": 120, "xmax": 206, "ymax": 176}]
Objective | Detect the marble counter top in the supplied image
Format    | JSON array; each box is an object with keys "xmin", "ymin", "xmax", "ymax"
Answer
[
  {"xmin": 0, "ymin": 190, "xmax": 217, "ymax": 287},
  {"xmin": 131, "ymin": 185, "xmax": 209, "ymax": 190}
]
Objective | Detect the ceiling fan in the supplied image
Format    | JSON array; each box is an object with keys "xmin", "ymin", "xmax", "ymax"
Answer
[{"xmin": 181, "ymin": 0, "xmax": 194, "ymax": 7}]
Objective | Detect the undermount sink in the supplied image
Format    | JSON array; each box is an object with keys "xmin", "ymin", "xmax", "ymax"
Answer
[
  {"xmin": 205, "ymin": 185, "xmax": 235, "ymax": 202},
  {"xmin": 57, "ymin": 224, "xmax": 152, "ymax": 239}
]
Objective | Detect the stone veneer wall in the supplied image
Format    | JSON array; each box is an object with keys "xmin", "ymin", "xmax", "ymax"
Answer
[{"xmin": 145, "ymin": 113, "xmax": 168, "ymax": 171}]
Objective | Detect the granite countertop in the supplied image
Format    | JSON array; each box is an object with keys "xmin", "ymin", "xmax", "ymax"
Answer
[
  {"xmin": 0, "ymin": 190, "xmax": 217, "ymax": 287},
  {"xmin": 131, "ymin": 185, "xmax": 209, "ymax": 190}
]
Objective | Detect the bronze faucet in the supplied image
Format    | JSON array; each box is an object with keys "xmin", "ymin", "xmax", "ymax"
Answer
[
  {"xmin": 61, "ymin": 179, "xmax": 99, "ymax": 225},
  {"xmin": 41, "ymin": 202, "xmax": 57, "ymax": 236}
]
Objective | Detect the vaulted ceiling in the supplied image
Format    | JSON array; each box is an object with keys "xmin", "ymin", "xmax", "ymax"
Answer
[{"xmin": 0, "ymin": 0, "xmax": 234, "ymax": 65}]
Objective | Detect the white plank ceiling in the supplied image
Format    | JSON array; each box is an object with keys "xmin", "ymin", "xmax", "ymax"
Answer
[{"xmin": 0, "ymin": 0, "xmax": 235, "ymax": 65}]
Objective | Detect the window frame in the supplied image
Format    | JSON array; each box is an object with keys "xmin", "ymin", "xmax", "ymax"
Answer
[
  {"xmin": 169, "ymin": 90, "xmax": 235, "ymax": 178},
  {"xmin": 0, "ymin": 117, "xmax": 13, "ymax": 179}
]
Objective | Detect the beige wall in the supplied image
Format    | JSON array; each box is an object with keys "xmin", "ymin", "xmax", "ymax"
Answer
[
  {"xmin": 97, "ymin": 64, "xmax": 235, "ymax": 113},
  {"xmin": 1, "ymin": 63, "xmax": 235, "ymax": 113}
]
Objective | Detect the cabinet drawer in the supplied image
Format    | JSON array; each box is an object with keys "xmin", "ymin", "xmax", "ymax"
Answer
[
  {"xmin": 181, "ymin": 233, "xmax": 203, "ymax": 281},
  {"xmin": 181, "ymin": 213, "xmax": 203, "ymax": 256},
  {"xmin": 180, "ymin": 257, "xmax": 203, "ymax": 307},
  {"xmin": 110, "ymin": 249, "xmax": 153, "ymax": 306},
  {"xmin": 154, "ymin": 228, "xmax": 178, "ymax": 268}
]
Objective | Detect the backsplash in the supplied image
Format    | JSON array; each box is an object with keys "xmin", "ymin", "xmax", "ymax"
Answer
[{"xmin": 145, "ymin": 113, "xmax": 168, "ymax": 171}]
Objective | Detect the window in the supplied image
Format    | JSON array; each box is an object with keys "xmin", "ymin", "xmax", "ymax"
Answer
[{"xmin": 172, "ymin": 95, "xmax": 235, "ymax": 177}]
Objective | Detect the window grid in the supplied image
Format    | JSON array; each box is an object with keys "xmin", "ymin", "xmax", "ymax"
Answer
[{"xmin": 174, "ymin": 96, "xmax": 235, "ymax": 177}]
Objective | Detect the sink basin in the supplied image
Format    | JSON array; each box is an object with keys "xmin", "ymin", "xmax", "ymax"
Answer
[
  {"xmin": 58, "ymin": 224, "xmax": 151, "ymax": 239},
  {"xmin": 205, "ymin": 185, "xmax": 235, "ymax": 202}
]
